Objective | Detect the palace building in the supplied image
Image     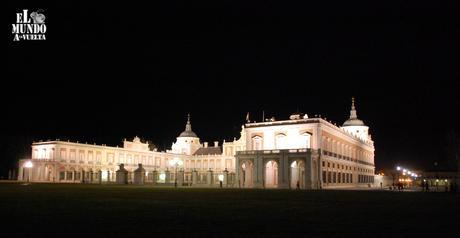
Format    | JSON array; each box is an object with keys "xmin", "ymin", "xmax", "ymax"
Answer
[{"xmin": 18, "ymin": 98, "xmax": 375, "ymax": 189}]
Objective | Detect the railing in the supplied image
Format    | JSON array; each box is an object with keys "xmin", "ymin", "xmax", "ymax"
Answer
[
  {"xmin": 237, "ymin": 148, "xmax": 311, "ymax": 155},
  {"xmin": 28, "ymin": 159, "xmax": 56, "ymax": 163},
  {"xmin": 322, "ymin": 150, "xmax": 374, "ymax": 166}
]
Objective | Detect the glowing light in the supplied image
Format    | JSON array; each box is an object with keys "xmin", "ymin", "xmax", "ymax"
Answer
[
  {"xmin": 403, "ymin": 169, "xmax": 407, "ymax": 173},
  {"xmin": 159, "ymin": 173, "xmax": 166, "ymax": 180},
  {"xmin": 24, "ymin": 161, "xmax": 33, "ymax": 168},
  {"xmin": 396, "ymin": 166, "xmax": 401, "ymax": 171},
  {"xmin": 101, "ymin": 170, "xmax": 108, "ymax": 181},
  {"xmin": 445, "ymin": 179, "xmax": 448, "ymax": 182},
  {"xmin": 218, "ymin": 174, "xmax": 224, "ymax": 182}
]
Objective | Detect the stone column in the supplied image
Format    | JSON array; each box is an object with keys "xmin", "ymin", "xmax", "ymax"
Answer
[
  {"xmin": 165, "ymin": 170, "xmax": 171, "ymax": 184},
  {"xmin": 18, "ymin": 167, "xmax": 24, "ymax": 181},
  {"xmin": 207, "ymin": 169, "xmax": 214, "ymax": 186},
  {"xmin": 116, "ymin": 164, "xmax": 128, "ymax": 184},
  {"xmin": 133, "ymin": 164, "xmax": 146, "ymax": 185},
  {"xmin": 235, "ymin": 157, "xmax": 240, "ymax": 188},
  {"xmin": 177, "ymin": 169, "xmax": 184, "ymax": 186},
  {"xmin": 107, "ymin": 171, "xmax": 111, "ymax": 183},
  {"xmin": 81, "ymin": 170, "xmax": 85, "ymax": 183},
  {"xmin": 253, "ymin": 155, "xmax": 264, "ymax": 188},
  {"xmin": 304, "ymin": 151, "xmax": 313, "ymax": 189},
  {"xmin": 278, "ymin": 151, "xmax": 289, "ymax": 189},
  {"xmin": 52, "ymin": 164, "xmax": 58, "ymax": 183},
  {"xmin": 151, "ymin": 170, "xmax": 158, "ymax": 185},
  {"xmin": 192, "ymin": 170, "xmax": 198, "ymax": 185},
  {"xmin": 318, "ymin": 152, "xmax": 323, "ymax": 189},
  {"xmin": 223, "ymin": 169, "xmax": 229, "ymax": 187},
  {"xmin": 98, "ymin": 170, "xmax": 102, "ymax": 184},
  {"xmin": 41, "ymin": 164, "xmax": 46, "ymax": 181}
]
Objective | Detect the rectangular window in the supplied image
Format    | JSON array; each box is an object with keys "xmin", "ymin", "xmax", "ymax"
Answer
[
  {"xmin": 119, "ymin": 153, "xmax": 125, "ymax": 163},
  {"xmin": 338, "ymin": 172, "xmax": 341, "ymax": 183},
  {"xmin": 327, "ymin": 172, "xmax": 331, "ymax": 183},
  {"xmin": 322, "ymin": 171, "xmax": 326, "ymax": 182},
  {"xmin": 59, "ymin": 172, "xmax": 65, "ymax": 181},
  {"xmin": 226, "ymin": 159, "xmax": 232, "ymax": 170},
  {"xmin": 79, "ymin": 150, "xmax": 85, "ymax": 161},
  {"xmin": 88, "ymin": 151, "xmax": 93, "ymax": 161},
  {"xmin": 333, "ymin": 172, "xmax": 336, "ymax": 183},
  {"xmin": 96, "ymin": 152, "xmax": 102, "ymax": 163},
  {"xmin": 60, "ymin": 148, "xmax": 67, "ymax": 159},
  {"xmin": 70, "ymin": 149, "xmax": 76, "ymax": 160}
]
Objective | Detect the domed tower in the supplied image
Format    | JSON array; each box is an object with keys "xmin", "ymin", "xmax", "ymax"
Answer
[
  {"xmin": 171, "ymin": 114, "xmax": 202, "ymax": 155},
  {"xmin": 341, "ymin": 97, "xmax": 370, "ymax": 141}
]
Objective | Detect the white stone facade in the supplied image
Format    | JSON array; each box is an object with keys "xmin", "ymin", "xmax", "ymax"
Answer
[
  {"xmin": 18, "ymin": 99, "xmax": 375, "ymax": 189},
  {"xmin": 235, "ymin": 99, "xmax": 375, "ymax": 189}
]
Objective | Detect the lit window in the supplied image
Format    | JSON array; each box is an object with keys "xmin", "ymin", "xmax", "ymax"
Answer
[
  {"xmin": 252, "ymin": 136, "xmax": 263, "ymax": 150},
  {"xmin": 275, "ymin": 134, "xmax": 287, "ymax": 149}
]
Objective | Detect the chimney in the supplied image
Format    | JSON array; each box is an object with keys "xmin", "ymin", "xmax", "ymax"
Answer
[
  {"xmin": 214, "ymin": 141, "xmax": 219, "ymax": 147},
  {"xmin": 204, "ymin": 142, "xmax": 208, "ymax": 148}
]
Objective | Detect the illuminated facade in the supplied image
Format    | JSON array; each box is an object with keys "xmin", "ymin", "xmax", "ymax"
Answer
[
  {"xmin": 235, "ymin": 98, "xmax": 375, "ymax": 189},
  {"xmin": 18, "ymin": 116, "xmax": 237, "ymax": 186},
  {"xmin": 18, "ymin": 98, "xmax": 375, "ymax": 189}
]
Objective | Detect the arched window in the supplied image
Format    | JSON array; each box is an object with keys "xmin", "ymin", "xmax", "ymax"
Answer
[
  {"xmin": 252, "ymin": 136, "xmax": 263, "ymax": 150},
  {"xmin": 301, "ymin": 133, "xmax": 311, "ymax": 149},
  {"xmin": 275, "ymin": 134, "xmax": 287, "ymax": 149}
]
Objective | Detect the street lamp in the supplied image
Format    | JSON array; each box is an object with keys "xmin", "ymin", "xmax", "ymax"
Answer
[
  {"xmin": 24, "ymin": 161, "xmax": 33, "ymax": 182},
  {"xmin": 168, "ymin": 158, "xmax": 183, "ymax": 188}
]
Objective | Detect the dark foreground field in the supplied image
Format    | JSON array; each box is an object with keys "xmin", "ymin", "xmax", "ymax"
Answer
[{"xmin": 0, "ymin": 184, "xmax": 459, "ymax": 237}]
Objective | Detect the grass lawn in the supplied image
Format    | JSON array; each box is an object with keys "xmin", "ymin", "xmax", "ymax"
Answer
[{"xmin": 0, "ymin": 183, "xmax": 459, "ymax": 237}]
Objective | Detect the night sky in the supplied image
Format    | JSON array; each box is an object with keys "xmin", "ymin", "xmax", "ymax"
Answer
[{"xmin": 4, "ymin": 1, "xmax": 460, "ymax": 177}]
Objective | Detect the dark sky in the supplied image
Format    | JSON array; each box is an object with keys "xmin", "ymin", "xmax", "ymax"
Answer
[{"xmin": 4, "ymin": 1, "xmax": 460, "ymax": 177}]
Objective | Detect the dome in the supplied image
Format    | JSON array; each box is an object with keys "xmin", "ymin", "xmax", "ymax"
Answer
[
  {"xmin": 342, "ymin": 97, "xmax": 366, "ymax": 127},
  {"xmin": 178, "ymin": 114, "xmax": 198, "ymax": 138},
  {"xmin": 342, "ymin": 118, "xmax": 365, "ymax": 126},
  {"xmin": 179, "ymin": 130, "xmax": 198, "ymax": 138}
]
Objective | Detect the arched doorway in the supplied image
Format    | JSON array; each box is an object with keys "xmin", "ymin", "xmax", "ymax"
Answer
[
  {"xmin": 290, "ymin": 160, "xmax": 305, "ymax": 189},
  {"xmin": 240, "ymin": 160, "xmax": 254, "ymax": 188},
  {"xmin": 265, "ymin": 160, "xmax": 278, "ymax": 188}
]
